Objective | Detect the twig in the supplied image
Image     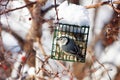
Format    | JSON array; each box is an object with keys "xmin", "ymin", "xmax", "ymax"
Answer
[
  {"xmin": 0, "ymin": 2, "xmax": 36, "ymax": 15},
  {"xmin": 38, "ymin": 39, "xmax": 47, "ymax": 56},
  {"xmin": 95, "ymin": 58, "xmax": 112, "ymax": 80},
  {"xmin": 1, "ymin": 0, "xmax": 120, "ymax": 16},
  {"xmin": 55, "ymin": 60, "xmax": 73, "ymax": 79},
  {"xmin": 85, "ymin": 1, "xmax": 120, "ymax": 9},
  {"xmin": 35, "ymin": 56, "xmax": 50, "ymax": 74},
  {"xmin": 90, "ymin": 54, "xmax": 97, "ymax": 80},
  {"xmin": 54, "ymin": 0, "xmax": 59, "ymax": 23},
  {"xmin": 90, "ymin": 55, "xmax": 112, "ymax": 80},
  {"xmin": 87, "ymin": 49, "xmax": 112, "ymax": 80},
  {"xmin": 0, "ymin": 0, "xmax": 10, "ymax": 7},
  {"xmin": 55, "ymin": 61, "xmax": 68, "ymax": 71}
]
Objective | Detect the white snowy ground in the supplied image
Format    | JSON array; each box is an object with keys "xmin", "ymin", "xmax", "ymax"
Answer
[{"xmin": 1, "ymin": 0, "xmax": 120, "ymax": 80}]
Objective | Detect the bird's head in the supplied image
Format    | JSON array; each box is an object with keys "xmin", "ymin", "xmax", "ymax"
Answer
[{"xmin": 56, "ymin": 36, "xmax": 69, "ymax": 46}]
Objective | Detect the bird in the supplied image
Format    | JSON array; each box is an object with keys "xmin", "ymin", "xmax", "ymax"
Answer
[{"xmin": 56, "ymin": 36, "xmax": 83, "ymax": 60}]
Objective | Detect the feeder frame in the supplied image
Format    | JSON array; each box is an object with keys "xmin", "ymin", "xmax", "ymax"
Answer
[{"xmin": 51, "ymin": 23, "xmax": 89, "ymax": 62}]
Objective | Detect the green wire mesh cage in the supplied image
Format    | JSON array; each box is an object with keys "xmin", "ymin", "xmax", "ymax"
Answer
[{"xmin": 51, "ymin": 23, "xmax": 90, "ymax": 62}]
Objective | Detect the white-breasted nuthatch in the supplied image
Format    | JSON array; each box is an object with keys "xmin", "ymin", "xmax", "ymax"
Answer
[{"xmin": 56, "ymin": 36, "xmax": 83, "ymax": 60}]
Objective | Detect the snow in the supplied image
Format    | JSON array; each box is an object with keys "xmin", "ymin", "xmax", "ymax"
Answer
[
  {"xmin": 11, "ymin": 62, "xmax": 21, "ymax": 78},
  {"xmin": 80, "ymin": 0, "xmax": 93, "ymax": 6},
  {"xmin": 22, "ymin": 64, "xmax": 29, "ymax": 74},
  {"xmin": 41, "ymin": 22, "xmax": 53, "ymax": 55},
  {"xmin": 57, "ymin": 1, "xmax": 89, "ymax": 26},
  {"xmin": 84, "ymin": 41, "xmax": 120, "ymax": 80},
  {"xmin": 11, "ymin": 69, "xmax": 19, "ymax": 79},
  {"xmin": 94, "ymin": 5, "xmax": 113, "ymax": 34},
  {"xmin": 44, "ymin": 1, "xmax": 90, "ymax": 26},
  {"xmin": 82, "ymin": 1, "xmax": 117, "ymax": 79},
  {"xmin": 1, "ymin": 16, "xmax": 30, "ymax": 40},
  {"xmin": 29, "ymin": 0, "xmax": 36, "ymax": 2},
  {"xmin": 96, "ymin": 41, "xmax": 120, "ymax": 66},
  {"xmin": 1, "ymin": 0, "xmax": 32, "ymax": 40},
  {"xmin": 41, "ymin": 0, "xmax": 64, "ymax": 10},
  {"xmin": 1, "ymin": 31, "xmax": 21, "ymax": 52},
  {"xmin": 28, "ymin": 67, "xmax": 35, "ymax": 76},
  {"xmin": 83, "ymin": 63, "xmax": 117, "ymax": 80},
  {"xmin": 102, "ymin": 0, "xmax": 110, "ymax": 1},
  {"xmin": 7, "ymin": 0, "xmax": 31, "ymax": 25}
]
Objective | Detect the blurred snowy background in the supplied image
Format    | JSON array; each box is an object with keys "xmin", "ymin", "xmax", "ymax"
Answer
[{"xmin": 0, "ymin": 0, "xmax": 120, "ymax": 80}]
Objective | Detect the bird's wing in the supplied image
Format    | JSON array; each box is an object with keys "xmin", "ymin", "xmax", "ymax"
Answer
[
  {"xmin": 69, "ymin": 45, "xmax": 79, "ymax": 55},
  {"xmin": 71, "ymin": 45, "xmax": 82, "ymax": 57}
]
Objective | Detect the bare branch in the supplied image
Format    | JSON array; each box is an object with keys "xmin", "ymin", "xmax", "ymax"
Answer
[
  {"xmin": 1, "ymin": 0, "xmax": 120, "ymax": 16},
  {"xmin": 85, "ymin": 1, "xmax": 120, "ymax": 9},
  {"xmin": 0, "ymin": 1, "xmax": 36, "ymax": 15},
  {"xmin": 54, "ymin": 0, "xmax": 59, "ymax": 23}
]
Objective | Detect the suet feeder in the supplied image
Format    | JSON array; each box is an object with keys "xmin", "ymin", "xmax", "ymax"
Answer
[{"xmin": 51, "ymin": 23, "xmax": 89, "ymax": 62}]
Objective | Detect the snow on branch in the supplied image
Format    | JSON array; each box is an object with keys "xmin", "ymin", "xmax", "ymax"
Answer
[
  {"xmin": 1, "ymin": 0, "xmax": 120, "ymax": 16},
  {"xmin": 85, "ymin": 1, "xmax": 120, "ymax": 9},
  {"xmin": 85, "ymin": 0, "xmax": 120, "ymax": 13}
]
